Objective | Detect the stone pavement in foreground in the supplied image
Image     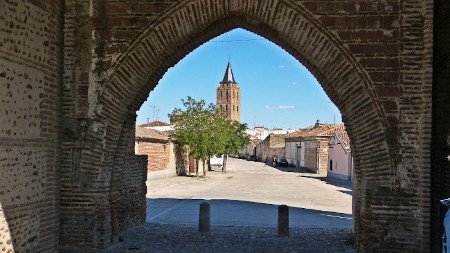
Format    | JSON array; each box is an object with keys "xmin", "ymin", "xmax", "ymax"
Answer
[{"xmin": 106, "ymin": 224, "xmax": 353, "ymax": 253}]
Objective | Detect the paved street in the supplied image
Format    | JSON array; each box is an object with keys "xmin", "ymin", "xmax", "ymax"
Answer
[
  {"xmin": 105, "ymin": 158, "xmax": 353, "ymax": 252},
  {"xmin": 146, "ymin": 158, "xmax": 352, "ymax": 229}
]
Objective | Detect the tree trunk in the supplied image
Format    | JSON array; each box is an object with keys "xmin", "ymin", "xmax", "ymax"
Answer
[
  {"xmin": 203, "ymin": 160, "xmax": 207, "ymax": 177},
  {"xmin": 222, "ymin": 153, "xmax": 228, "ymax": 173},
  {"xmin": 196, "ymin": 159, "xmax": 199, "ymax": 177},
  {"xmin": 208, "ymin": 156, "xmax": 212, "ymax": 171}
]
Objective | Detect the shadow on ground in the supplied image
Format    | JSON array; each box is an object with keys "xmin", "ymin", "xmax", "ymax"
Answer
[
  {"xmin": 147, "ymin": 198, "xmax": 352, "ymax": 229},
  {"xmin": 300, "ymin": 175, "xmax": 352, "ymax": 191},
  {"xmin": 102, "ymin": 199, "xmax": 354, "ymax": 252}
]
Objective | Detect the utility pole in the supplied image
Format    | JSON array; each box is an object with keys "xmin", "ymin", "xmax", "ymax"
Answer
[{"xmin": 148, "ymin": 105, "xmax": 157, "ymax": 122}]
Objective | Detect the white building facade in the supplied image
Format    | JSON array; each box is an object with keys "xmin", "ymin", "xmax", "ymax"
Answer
[{"xmin": 327, "ymin": 134, "xmax": 352, "ymax": 181}]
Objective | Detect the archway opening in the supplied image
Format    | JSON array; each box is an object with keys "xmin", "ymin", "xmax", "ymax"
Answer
[
  {"xmin": 87, "ymin": 5, "xmax": 397, "ymax": 251},
  {"xmin": 129, "ymin": 28, "xmax": 354, "ymax": 251}
]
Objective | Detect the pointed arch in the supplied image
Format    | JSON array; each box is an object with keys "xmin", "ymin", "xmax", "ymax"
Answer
[{"xmin": 80, "ymin": 0, "xmax": 420, "ymax": 251}]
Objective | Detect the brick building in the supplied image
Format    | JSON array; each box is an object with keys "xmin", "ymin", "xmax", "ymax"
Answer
[
  {"xmin": 216, "ymin": 61, "xmax": 240, "ymax": 122},
  {"xmin": 135, "ymin": 126, "xmax": 176, "ymax": 180}
]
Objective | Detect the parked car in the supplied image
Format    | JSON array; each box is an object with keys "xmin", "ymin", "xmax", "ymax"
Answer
[
  {"xmin": 277, "ymin": 157, "xmax": 289, "ymax": 167},
  {"xmin": 248, "ymin": 155, "xmax": 258, "ymax": 161}
]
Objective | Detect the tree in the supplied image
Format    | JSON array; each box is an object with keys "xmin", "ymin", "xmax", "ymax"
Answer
[
  {"xmin": 220, "ymin": 119, "xmax": 250, "ymax": 172},
  {"xmin": 170, "ymin": 97, "xmax": 216, "ymax": 177},
  {"xmin": 170, "ymin": 96, "xmax": 250, "ymax": 175}
]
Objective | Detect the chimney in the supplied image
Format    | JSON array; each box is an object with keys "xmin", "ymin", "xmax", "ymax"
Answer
[{"xmin": 314, "ymin": 119, "xmax": 320, "ymax": 128}]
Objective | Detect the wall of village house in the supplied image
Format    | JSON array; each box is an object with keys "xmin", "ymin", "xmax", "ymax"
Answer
[
  {"xmin": 135, "ymin": 141, "xmax": 177, "ymax": 179},
  {"xmin": 303, "ymin": 141, "xmax": 318, "ymax": 173},
  {"xmin": 285, "ymin": 141, "xmax": 301, "ymax": 166},
  {"xmin": 303, "ymin": 140, "xmax": 328, "ymax": 175},
  {"xmin": 256, "ymin": 141, "xmax": 285, "ymax": 163},
  {"xmin": 0, "ymin": 1, "xmax": 64, "ymax": 252},
  {"xmin": 328, "ymin": 138, "xmax": 352, "ymax": 181},
  {"xmin": 317, "ymin": 140, "xmax": 329, "ymax": 175}
]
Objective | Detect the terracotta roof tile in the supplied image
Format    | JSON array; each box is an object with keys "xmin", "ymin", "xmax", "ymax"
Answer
[
  {"xmin": 286, "ymin": 123, "xmax": 346, "ymax": 140},
  {"xmin": 138, "ymin": 121, "xmax": 171, "ymax": 127},
  {"xmin": 135, "ymin": 126, "xmax": 169, "ymax": 142}
]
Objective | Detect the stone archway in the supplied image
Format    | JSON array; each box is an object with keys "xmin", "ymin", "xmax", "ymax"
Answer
[{"xmin": 59, "ymin": 1, "xmax": 431, "ymax": 252}]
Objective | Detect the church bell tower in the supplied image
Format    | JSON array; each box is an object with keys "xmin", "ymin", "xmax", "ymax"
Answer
[{"xmin": 216, "ymin": 61, "xmax": 240, "ymax": 122}]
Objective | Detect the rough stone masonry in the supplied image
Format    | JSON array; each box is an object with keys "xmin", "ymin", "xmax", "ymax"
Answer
[{"xmin": 0, "ymin": 0, "xmax": 447, "ymax": 252}]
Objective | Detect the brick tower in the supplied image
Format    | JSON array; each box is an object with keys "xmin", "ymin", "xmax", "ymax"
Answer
[{"xmin": 216, "ymin": 61, "xmax": 241, "ymax": 122}]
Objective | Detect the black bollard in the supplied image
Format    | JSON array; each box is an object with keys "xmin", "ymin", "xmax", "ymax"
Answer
[
  {"xmin": 199, "ymin": 202, "xmax": 210, "ymax": 233},
  {"xmin": 278, "ymin": 205, "xmax": 289, "ymax": 237}
]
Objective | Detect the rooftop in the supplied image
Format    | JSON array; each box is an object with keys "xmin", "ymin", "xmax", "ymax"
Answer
[{"xmin": 135, "ymin": 126, "xmax": 169, "ymax": 142}]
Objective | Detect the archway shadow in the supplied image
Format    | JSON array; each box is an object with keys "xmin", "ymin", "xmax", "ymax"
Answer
[{"xmin": 146, "ymin": 198, "xmax": 352, "ymax": 229}]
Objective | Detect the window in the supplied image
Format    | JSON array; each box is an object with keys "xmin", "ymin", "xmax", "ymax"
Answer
[
  {"xmin": 329, "ymin": 160, "xmax": 333, "ymax": 171},
  {"xmin": 237, "ymin": 106, "xmax": 239, "ymax": 112},
  {"xmin": 226, "ymin": 104, "xmax": 228, "ymax": 111}
]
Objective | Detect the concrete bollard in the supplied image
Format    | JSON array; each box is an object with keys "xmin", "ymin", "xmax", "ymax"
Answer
[
  {"xmin": 278, "ymin": 204, "xmax": 289, "ymax": 237},
  {"xmin": 199, "ymin": 202, "xmax": 210, "ymax": 233}
]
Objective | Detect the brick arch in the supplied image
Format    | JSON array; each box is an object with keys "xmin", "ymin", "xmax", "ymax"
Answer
[{"xmin": 91, "ymin": 0, "xmax": 406, "ymax": 251}]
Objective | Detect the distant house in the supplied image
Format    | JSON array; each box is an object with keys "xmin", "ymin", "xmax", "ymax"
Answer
[
  {"xmin": 241, "ymin": 127, "xmax": 294, "ymax": 159},
  {"xmin": 256, "ymin": 133, "xmax": 286, "ymax": 162},
  {"xmin": 285, "ymin": 121, "xmax": 346, "ymax": 175},
  {"xmin": 135, "ymin": 125, "xmax": 176, "ymax": 180},
  {"xmin": 328, "ymin": 129, "xmax": 352, "ymax": 181},
  {"xmin": 139, "ymin": 120, "xmax": 174, "ymax": 132}
]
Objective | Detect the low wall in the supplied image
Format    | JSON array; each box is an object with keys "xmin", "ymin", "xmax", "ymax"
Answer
[{"xmin": 110, "ymin": 155, "xmax": 147, "ymax": 240}]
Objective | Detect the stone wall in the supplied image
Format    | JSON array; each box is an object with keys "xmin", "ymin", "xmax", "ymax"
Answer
[
  {"xmin": 0, "ymin": 0, "xmax": 63, "ymax": 252},
  {"xmin": 303, "ymin": 139, "xmax": 328, "ymax": 174},
  {"xmin": 256, "ymin": 135, "xmax": 286, "ymax": 163},
  {"xmin": 110, "ymin": 155, "xmax": 147, "ymax": 241}
]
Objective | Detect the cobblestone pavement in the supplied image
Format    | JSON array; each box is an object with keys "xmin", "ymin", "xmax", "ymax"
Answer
[{"xmin": 105, "ymin": 223, "xmax": 354, "ymax": 253}]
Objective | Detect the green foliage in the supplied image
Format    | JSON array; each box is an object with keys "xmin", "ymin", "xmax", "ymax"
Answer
[{"xmin": 170, "ymin": 96, "xmax": 250, "ymax": 161}]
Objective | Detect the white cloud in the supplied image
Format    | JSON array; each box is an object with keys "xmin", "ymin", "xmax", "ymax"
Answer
[
  {"xmin": 278, "ymin": 65, "xmax": 288, "ymax": 69},
  {"xmin": 265, "ymin": 105, "xmax": 296, "ymax": 110},
  {"xmin": 292, "ymin": 81, "xmax": 298, "ymax": 86}
]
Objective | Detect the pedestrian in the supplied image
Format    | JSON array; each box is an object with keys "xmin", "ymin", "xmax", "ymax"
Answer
[{"xmin": 272, "ymin": 157, "xmax": 277, "ymax": 167}]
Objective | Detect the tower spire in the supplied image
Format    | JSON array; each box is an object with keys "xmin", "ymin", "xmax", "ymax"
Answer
[
  {"xmin": 216, "ymin": 58, "xmax": 240, "ymax": 122},
  {"xmin": 220, "ymin": 61, "xmax": 237, "ymax": 84}
]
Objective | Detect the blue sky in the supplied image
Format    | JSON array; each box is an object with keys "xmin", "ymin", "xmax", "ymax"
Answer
[{"xmin": 136, "ymin": 28, "xmax": 342, "ymax": 129}]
